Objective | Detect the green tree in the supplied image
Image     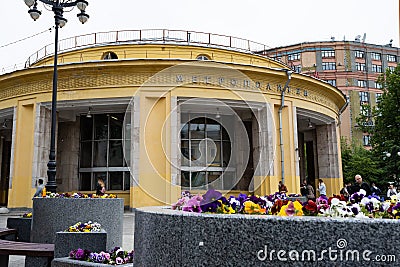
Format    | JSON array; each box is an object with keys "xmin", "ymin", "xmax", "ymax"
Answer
[
  {"xmin": 341, "ymin": 138, "xmax": 385, "ymax": 187},
  {"xmin": 356, "ymin": 64, "xmax": 400, "ymax": 185}
]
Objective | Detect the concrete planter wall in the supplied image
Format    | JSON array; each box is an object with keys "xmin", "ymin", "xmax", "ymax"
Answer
[
  {"xmin": 32, "ymin": 198, "xmax": 123, "ymax": 250},
  {"xmin": 51, "ymin": 258, "xmax": 132, "ymax": 267},
  {"xmin": 135, "ymin": 206, "xmax": 400, "ymax": 267},
  {"xmin": 6, "ymin": 217, "xmax": 32, "ymax": 242},
  {"xmin": 54, "ymin": 230, "xmax": 107, "ymax": 258}
]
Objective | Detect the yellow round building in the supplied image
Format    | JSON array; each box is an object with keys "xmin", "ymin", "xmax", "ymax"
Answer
[{"xmin": 0, "ymin": 30, "xmax": 346, "ymax": 209}]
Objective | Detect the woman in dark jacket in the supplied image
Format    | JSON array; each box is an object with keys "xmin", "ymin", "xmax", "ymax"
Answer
[{"xmin": 96, "ymin": 178, "xmax": 106, "ymax": 196}]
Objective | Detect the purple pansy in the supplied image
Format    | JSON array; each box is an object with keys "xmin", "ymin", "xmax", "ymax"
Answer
[
  {"xmin": 200, "ymin": 189, "xmax": 223, "ymax": 212},
  {"xmin": 74, "ymin": 249, "xmax": 85, "ymax": 260}
]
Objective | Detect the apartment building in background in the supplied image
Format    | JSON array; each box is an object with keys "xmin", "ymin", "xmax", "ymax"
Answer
[{"xmin": 262, "ymin": 38, "xmax": 400, "ymax": 147}]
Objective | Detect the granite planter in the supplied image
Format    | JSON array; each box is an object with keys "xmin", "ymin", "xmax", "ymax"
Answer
[
  {"xmin": 51, "ymin": 257, "xmax": 133, "ymax": 267},
  {"xmin": 54, "ymin": 230, "xmax": 107, "ymax": 258},
  {"xmin": 6, "ymin": 217, "xmax": 32, "ymax": 242},
  {"xmin": 31, "ymin": 198, "xmax": 123, "ymax": 250},
  {"xmin": 135, "ymin": 206, "xmax": 400, "ymax": 267}
]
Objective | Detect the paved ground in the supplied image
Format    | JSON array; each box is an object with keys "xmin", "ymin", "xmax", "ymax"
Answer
[{"xmin": 0, "ymin": 210, "xmax": 135, "ymax": 266}]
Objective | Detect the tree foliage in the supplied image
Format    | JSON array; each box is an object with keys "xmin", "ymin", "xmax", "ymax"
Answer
[
  {"xmin": 341, "ymin": 138, "xmax": 385, "ymax": 187},
  {"xmin": 355, "ymin": 64, "xmax": 400, "ymax": 185}
]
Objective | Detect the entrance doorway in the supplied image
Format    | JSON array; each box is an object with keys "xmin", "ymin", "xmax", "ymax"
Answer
[
  {"xmin": 305, "ymin": 141, "xmax": 316, "ymax": 190},
  {"xmin": 0, "ymin": 139, "xmax": 11, "ymax": 206},
  {"xmin": 234, "ymin": 120, "xmax": 254, "ymax": 191},
  {"xmin": 298, "ymin": 129, "xmax": 317, "ymax": 192}
]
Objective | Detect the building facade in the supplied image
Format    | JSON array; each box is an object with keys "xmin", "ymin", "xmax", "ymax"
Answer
[
  {"xmin": 263, "ymin": 40, "xmax": 400, "ymax": 147},
  {"xmin": 0, "ymin": 30, "xmax": 346, "ymax": 209}
]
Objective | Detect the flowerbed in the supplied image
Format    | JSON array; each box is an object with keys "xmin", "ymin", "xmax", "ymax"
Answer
[
  {"xmin": 65, "ymin": 221, "xmax": 102, "ymax": 232},
  {"xmin": 69, "ymin": 247, "xmax": 134, "ymax": 265},
  {"xmin": 172, "ymin": 189, "xmax": 398, "ymax": 219},
  {"xmin": 39, "ymin": 192, "xmax": 117, "ymax": 198}
]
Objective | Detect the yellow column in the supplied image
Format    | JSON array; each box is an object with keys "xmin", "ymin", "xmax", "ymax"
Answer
[
  {"xmin": 273, "ymin": 102, "xmax": 299, "ymax": 195},
  {"xmin": 132, "ymin": 93, "xmax": 174, "ymax": 207},
  {"xmin": 8, "ymin": 99, "xmax": 36, "ymax": 208}
]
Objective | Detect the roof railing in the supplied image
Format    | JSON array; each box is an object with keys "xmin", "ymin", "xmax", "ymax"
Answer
[{"xmin": 23, "ymin": 29, "xmax": 271, "ymax": 67}]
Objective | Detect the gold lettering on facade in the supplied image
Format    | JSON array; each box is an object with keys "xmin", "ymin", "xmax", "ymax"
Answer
[{"xmin": 172, "ymin": 74, "xmax": 340, "ymax": 110}]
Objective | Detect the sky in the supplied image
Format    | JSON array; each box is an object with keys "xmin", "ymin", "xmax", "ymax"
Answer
[{"xmin": 0, "ymin": 0, "xmax": 398, "ymax": 72}]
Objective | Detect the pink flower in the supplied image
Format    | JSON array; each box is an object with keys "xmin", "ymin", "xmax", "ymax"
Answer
[
  {"xmin": 115, "ymin": 257, "xmax": 124, "ymax": 264},
  {"xmin": 100, "ymin": 252, "xmax": 110, "ymax": 260},
  {"xmin": 182, "ymin": 198, "xmax": 202, "ymax": 213}
]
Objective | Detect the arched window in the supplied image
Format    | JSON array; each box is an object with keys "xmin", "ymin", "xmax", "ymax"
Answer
[
  {"xmin": 196, "ymin": 54, "xmax": 210, "ymax": 61},
  {"xmin": 102, "ymin": 51, "xmax": 118, "ymax": 60},
  {"xmin": 180, "ymin": 116, "xmax": 232, "ymax": 190}
]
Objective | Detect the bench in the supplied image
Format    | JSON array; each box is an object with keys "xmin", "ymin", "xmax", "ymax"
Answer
[
  {"xmin": 0, "ymin": 230, "xmax": 54, "ymax": 267},
  {"xmin": 0, "ymin": 228, "xmax": 17, "ymax": 240}
]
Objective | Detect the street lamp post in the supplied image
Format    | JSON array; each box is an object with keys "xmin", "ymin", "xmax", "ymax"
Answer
[
  {"xmin": 23, "ymin": 0, "xmax": 89, "ymax": 192},
  {"xmin": 385, "ymin": 146, "xmax": 400, "ymax": 184}
]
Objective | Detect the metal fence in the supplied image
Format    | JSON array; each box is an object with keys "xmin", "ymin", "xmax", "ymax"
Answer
[{"xmin": 23, "ymin": 29, "xmax": 271, "ymax": 67}]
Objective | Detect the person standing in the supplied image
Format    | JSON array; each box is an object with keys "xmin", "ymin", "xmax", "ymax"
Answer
[
  {"xmin": 317, "ymin": 179, "xmax": 326, "ymax": 197},
  {"xmin": 387, "ymin": 183, "xmax": 397, "ymax": 199},
  {"xmin": 278, "ymin": 181, "xmax": 288, "ymax": 194},
  {"xmin": 300, "ymin": 180, "xmax": 308, "ymax": 197},
  {"xmin": 96, "ymin": 178, "xmax": 106, "ymax": 196},
  {"xmin": 340, "ymin": 182, "xmax": 352, "ymax": 199},
  {"xmin": 351, "ymin": 174, "xmax": 371, "ymax": 196},
  {"xmin": 33, "ymin": 179, "xmax": 45, "ymax": 198},
  {"xmin": 370, "ymin": 182, "xmax": 382, "ymax": 196},
  {"xmin": 306, "ymin": 181, "xmax": 315, "ymax": 201}
]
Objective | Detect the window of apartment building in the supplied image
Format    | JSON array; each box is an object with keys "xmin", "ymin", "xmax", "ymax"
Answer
[
  {"xmin": 356, "ymin": 62, "xmax": 366, "ymax": 71},
  {"xmin": 181, "ymin": 117, "xmax": 232, "ymax": 190},
  {"xmin": 387, "ymin": 54, "xmax": 397, "ymax": 62},
  {"xmin": 370, "ymin": 52, "xmax": 381, "ymax": 61},
  {"xmin": 374, "ymin": 81, "xmax": 382, "ymax": 89},
  {"xmin": 79, "ymin": 113, "xmax": 130, "ymax": 191},
  {"xmin": 355, "ymin": 50, "xmax": 365, "ymax": 58},
  {"xmin": 287, "ymin": 53, "xmax": 300, "ymax": 61},
  {"xmin": 322, "ymin": 62, "xmax": 336, "ymax": 70},
  {"xmin": 321, "ymin": 50, "xmax": 335, "ymax": 58},
  {"xmin": 387, "ymin": 66, "xmax": 396, "ymax": 72},
  {"xmin": 376, "ymin": 93, "xmax": 382, "ymax": 103},
  {"xmin": 358, "ymin": 80, "xmax": 367, "ymax": 88},
  {"xmin": 359, "ymin": 91, "xmax": 369, "ymax": 102},
  {"xmin": 372, "ymin": 64, "xmax": 382, "ymax": 73},
  {"xmin": 362, "ymin": 135, "xmax": 371, "ymax": 146},
  {"xmin": 325, "ymin": 79, "xmax": 336, "ymax": 86},
  {"xmin": 293, "ymin": 65, "xmax": 302, "ymax": 73},
  {"xmin": 360, "ymin": 105, "xmax": 371, "ymax": 117}
]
